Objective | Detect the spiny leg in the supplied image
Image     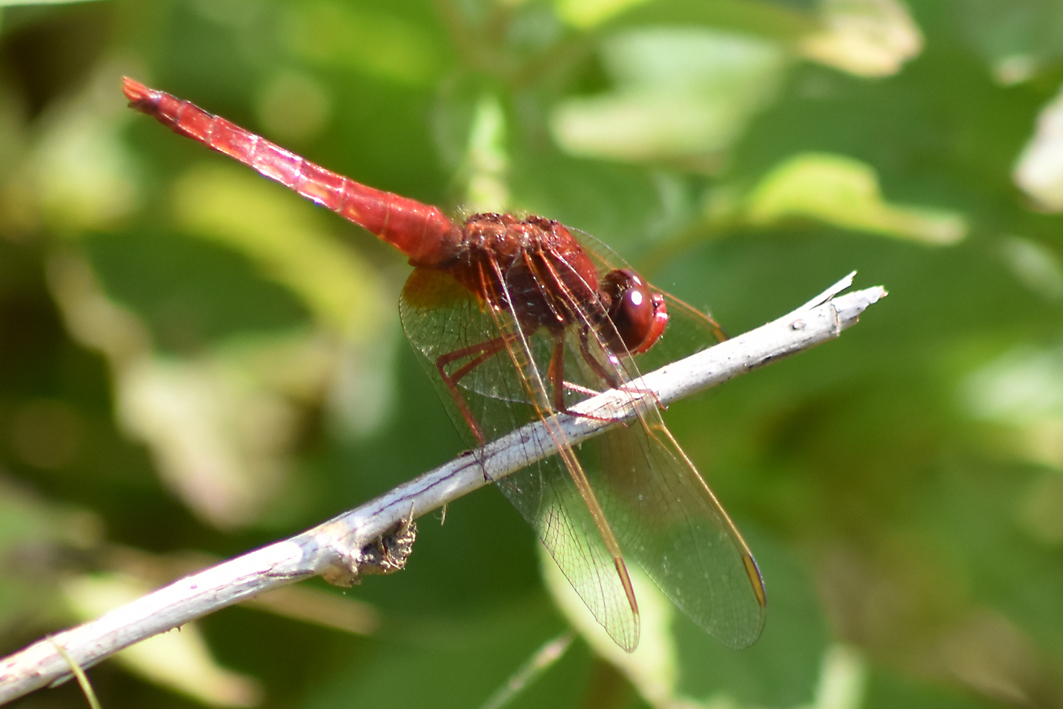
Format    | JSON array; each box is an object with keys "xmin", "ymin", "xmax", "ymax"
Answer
[
  {"xmin": 545, "ymin": 335, "xmax": 617, "ymax": 424},
  {"xmin": 435, "ymin": 335, "xmax": 511, "ymax": 447},
  {"xmin": 578, "ymin": 330, "xmax": 662, "ymax": 413}
]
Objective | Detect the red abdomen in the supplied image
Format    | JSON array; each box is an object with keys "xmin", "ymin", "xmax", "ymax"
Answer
[{"xmin": 122, "ymin": 77, "xmax": 461, "ymax": 267}]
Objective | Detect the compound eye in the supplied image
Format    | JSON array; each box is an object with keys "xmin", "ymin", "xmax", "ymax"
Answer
[{"xmin": 601, "ymin": 269, "xmax": 668, "ymax": 354}]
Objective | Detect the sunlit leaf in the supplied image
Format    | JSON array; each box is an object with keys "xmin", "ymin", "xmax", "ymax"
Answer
[
  {"xmin": 170, "ymin": 163, "xmax": 387, "ymax": 339},
  {"xmin": 33, "ymin": 83, "xmax": 137, "ymax": 231},
  {"xmin": 542, "ymin": 553, "xmax": 681, "ymax": 706},
  {"xmin": 744, "ymin": 153, "xmax": 967, "ymax": 244},
  {"xmin": 798, "ymin": 0, "xmax": 923, "ymax": 77},
  {"xmin": 1014, "ymin": 84, "xmax": 1063, "ymax": 211},
  {"xmin": 551, "ymin": 29, "xmax": 787, "ymax": 162},
  {"xmin": 555, "ymin": 0, "xmax": 652, "ymax": 29}
]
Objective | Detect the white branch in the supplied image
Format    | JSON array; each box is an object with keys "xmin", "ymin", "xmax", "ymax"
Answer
[{"xmin": 0, "ymin": 274, "xmax": 885, "ymax": 704}]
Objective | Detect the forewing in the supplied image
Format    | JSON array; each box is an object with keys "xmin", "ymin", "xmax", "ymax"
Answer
[
  {"xmin": 399, "ymin": 239, "xmax": 766, "ymax": 651},
  {"xmin": 401, "ymin": 268, "xmax": 530, "ymax": 413},
  {"xmin": 556, "ymin": 232, "xmax": 767, "ymax": 647},
  {"xmin": 399, "ymin": 267, "xmax": 641, "ymax": 651},
  {"xmin": 498, "ymin": 453, "xmax": 641, "ymax": 651}
]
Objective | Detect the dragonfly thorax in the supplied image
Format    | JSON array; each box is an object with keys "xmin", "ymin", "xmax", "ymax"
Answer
[{"xmin": 444, "ymin": 213, "xmax": 603, "ymax": 336}]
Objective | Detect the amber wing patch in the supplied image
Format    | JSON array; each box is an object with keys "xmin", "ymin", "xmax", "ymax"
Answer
[{"xmin": 401, "ymin": 267, "xmax": 482, "ymax": 310}]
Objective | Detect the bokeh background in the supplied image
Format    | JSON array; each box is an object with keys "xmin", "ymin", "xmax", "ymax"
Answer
[{"xmin": 2, "ymin": 0, "xmax": 1063, "ymax": 707}]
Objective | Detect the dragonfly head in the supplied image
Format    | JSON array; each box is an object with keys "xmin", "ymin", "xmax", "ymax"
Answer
[{"xmin": 601, "ymin": 268, "xmax": 669, "ymax": 355}]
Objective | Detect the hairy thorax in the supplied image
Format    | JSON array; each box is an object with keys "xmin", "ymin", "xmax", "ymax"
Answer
[{"xmin": 441, "ymin": 213, "xmax": 604, "ymax": 335}]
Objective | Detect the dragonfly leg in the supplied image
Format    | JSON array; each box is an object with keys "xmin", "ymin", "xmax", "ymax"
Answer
[
  {"xmin": 578, "ymin": 330, "xmax": 662, "ymax": 411},
  {"xmin": 546, "ymin": 336, "xmax": 617, "ymax": 424},
  {"xmin": 436, "ymin": 336, "xmax": 511, "ymax": 447}
]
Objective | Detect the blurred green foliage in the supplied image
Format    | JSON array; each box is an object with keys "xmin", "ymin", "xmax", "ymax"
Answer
[{"xmin": 1, "ymin": 0, "xmax": 1062, "ymax": 707}]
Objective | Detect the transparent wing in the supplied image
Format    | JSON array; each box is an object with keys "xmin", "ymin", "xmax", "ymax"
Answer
[
  {"xmin": 589, "ymin": 410, "xmax": 767, "ymax": 648},
  {"xmin": 399, "ymin": 267, "xmax": 641, "ymax": 651},
  {"xmin": 548, "ymin": 233, "xmax": 767, "ymax": 648},
  {"xmin": 399, "ymin": 231, "xmax": 767, "ymax": 650},
  {"xmin": 496, "ymin": 452, "xmax": 641, "ymax": 651}
]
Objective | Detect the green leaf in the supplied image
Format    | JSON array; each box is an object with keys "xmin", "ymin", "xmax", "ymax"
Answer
[{"xmin": 744, "ymin": 153, "xmax": 967, "ymax": 244}]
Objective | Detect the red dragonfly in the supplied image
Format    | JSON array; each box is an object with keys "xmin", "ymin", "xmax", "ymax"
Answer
[{"xmin": 122, "ymin": 77, "xmax": 766, "ymax": 652}]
